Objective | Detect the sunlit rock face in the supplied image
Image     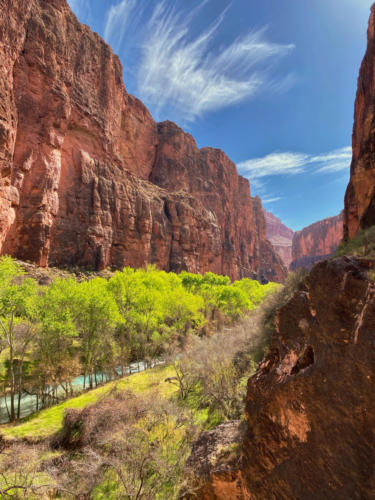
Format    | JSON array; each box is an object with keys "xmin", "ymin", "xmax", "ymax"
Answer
[
  {"xmin": 345, "ymin": 4, "xmax": 375, "ymax": 240},
  {"xmin": 242, "ymin": 256, "xmax": 375, "ymax": 499},
  {"xmin": 290, "ymin": 212, "xmax": 343, "ymax": 271},
  {"xmin": 0, "ymin": 0, "xmax": 286, "ymax": 282},
  {"xmin": 264, "ymin": 209, "xmax": 294, "ymax": 268}
]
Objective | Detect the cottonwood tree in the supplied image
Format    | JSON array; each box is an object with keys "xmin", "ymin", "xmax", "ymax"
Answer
[
  {"xmin": 0, "ymin": 257, "xmax": 38, "ymax": 421},
  {"xmin": 31, "ymin": 278, "xmax": 81, "ymax": 406},
  {"xmin": 75, "ymin": 278, "xmax": 120, "ymax": 389}
]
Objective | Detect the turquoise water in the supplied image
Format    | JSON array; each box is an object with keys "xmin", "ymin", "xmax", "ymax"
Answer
[{"xmin": 0, "ymin": 360, "xmax": 162, "ymax": 424}]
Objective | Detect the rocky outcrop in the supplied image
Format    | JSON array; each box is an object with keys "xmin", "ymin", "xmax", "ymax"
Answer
[
  {"xmin": 264, "ymin": 210, "xmax": 294, "ymax": 268},
  {"xmin": 242, "ymin": 257, "xmax": 375, "ymax": 499},
  {"xmin": 183, "ymin": 421, "xmax": 244, "ymax": 500},
  {"xmin": 290, "ymin": 212, "xmax": 343, "ymax": 271},
  {"xmin": 344, "ymin": 4, "xmax": 375, "ymax": 239},
  {"xmin": 0, "ymin": 0, "xmax": 285, "ymax": 282}
]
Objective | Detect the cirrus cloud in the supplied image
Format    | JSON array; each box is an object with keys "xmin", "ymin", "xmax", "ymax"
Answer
[
  {"xmin": 237, "ymin": 146, "xmax": 352, "ymax": 180},
  {"xmin": 103, "ymin": 0, "xmax": 295, "ymax": 121}
]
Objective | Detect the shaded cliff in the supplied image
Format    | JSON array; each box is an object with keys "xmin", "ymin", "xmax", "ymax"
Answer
[
  {"xmin": 345, "ymin": 4, "xmax": 375, "ymax": 239},
  {"xmin": 264, "ymin": 210, "xmax": 294, "ymax": 268},
  {"xmin": 290, "ymin": 212, "xmax": 343, "ymax": 271},
  {"xmin": 0, "ymin": 0, "xmax": 285, "ymax": 282}
]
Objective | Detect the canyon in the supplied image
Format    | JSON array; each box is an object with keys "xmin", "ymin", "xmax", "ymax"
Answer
[
  {"xmin": 0, "ymin": 0, "xmax": 374, "ymax": 498},
  {"xmin": 0, "ymin": 0, "xmax": 285, "ymax": 283},
  {"xmin": 264, "ymin": 210, "xmax": 343, "ymax": 272},
  {"xmin": 290, "ymin": 211, "xmax": 343, "ymax": 270}
]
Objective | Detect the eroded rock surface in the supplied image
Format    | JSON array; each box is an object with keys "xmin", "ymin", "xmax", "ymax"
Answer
[
  {"xmin": 291, "ymin": 212, "xmax": 343, "ymax": 271},
  {"xmin": 183, "ymin": 421, "xmax": 245, "ymax": 500},
  {"xmin": 242, "ymin": 257, "xmax": 375, "ymax": 499},
  {"xmin": 0, "ymin": 0, "xmax": 285, "ymax": 282},
  {"xmin": 345, "ymin": 4, "xmax": 375, "ymax": 239}
]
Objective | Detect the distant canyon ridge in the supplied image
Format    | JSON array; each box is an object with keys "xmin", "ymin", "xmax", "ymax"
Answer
[{"xmin": 264, "ymin": 210, "xmax": 344, "ymax": 271}]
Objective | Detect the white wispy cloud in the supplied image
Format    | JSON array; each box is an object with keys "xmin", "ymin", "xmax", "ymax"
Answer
[
  {"xmin": 310, "ymin": 146, "xmax": 352, "ymax": 173},
  {"xmin": 103, "ymin": 0, "xmax": 295, "ymax": 121},
  {"xmin": 238, "ymin": 146, "xmax": 352, "ymax": 180},
  {"xmin": 238, "ymin": 152, "xmax": 308, "ymax": 179},
  {"xmin": 262, "ymin": 196, "xmax": 282, "ymax": 204}
]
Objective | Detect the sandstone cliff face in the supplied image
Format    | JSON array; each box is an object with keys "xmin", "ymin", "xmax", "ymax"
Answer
[
  {"xmin": 242, "ymin": 257, "xmax": 375, "ymax": 499},
  {"xmin": 344, "ymin": 4, "xmax": 375, "ymax": 239},
  {"xmin": 290, "ymin": 212, "xmax": 343, "ymax": 271},
  {"xmin": 0, "ymin": 0, "xmax": 285, "ymax": 282},
  {"xmin": 264, "ymin": 210, "xmax": 293, "ymax": 268}
]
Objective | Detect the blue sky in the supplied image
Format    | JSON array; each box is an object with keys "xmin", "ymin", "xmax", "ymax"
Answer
[{"xmin": 68, "ymin": 0, "xmax": 373, "ymax": 231}]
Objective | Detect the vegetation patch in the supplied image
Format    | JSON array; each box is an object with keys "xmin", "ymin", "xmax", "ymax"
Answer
[
  {"xmin": 0, "ymin": 257, "xmax": 282, "ymax": 498},
  {"xmin": 2, "ymin": 366, "xmax": 176, "ymax": 441},
  {"xmin": 335, "ymin": 225, "xmax": 375, "ymax": 258},
  {"xmin": 0, "ymin": 257, "xmax": 276, "ymax": 424}
]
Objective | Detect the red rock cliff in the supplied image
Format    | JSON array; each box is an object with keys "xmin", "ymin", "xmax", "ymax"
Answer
[
  {"xmin": 0, "ymin": 0, "xmax": 285, "ymax": 282},
  {"xmin": 242, "ymin": 257, "xmax": 375, "ymax": 499},
  {"xmin": 290, "ymin": 212, "xmax": 343, "ymax": 271},
  {"xmin": 344, "ymin": 4, "xmax": 375, "ymax": 239},
  {"xmin": 264, "ymin": 210, "xmax": 294, "ymax": 268}
]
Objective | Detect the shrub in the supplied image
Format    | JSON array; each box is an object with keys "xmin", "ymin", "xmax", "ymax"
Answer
[{"xmin": 335, "ymin": 225, "xmax": 375, "ymax": 258}]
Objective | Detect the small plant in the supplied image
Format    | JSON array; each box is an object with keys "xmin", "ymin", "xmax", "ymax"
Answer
[{"xmin": 335, "ymin": 225, "xmax": 375, "ymax": 258}]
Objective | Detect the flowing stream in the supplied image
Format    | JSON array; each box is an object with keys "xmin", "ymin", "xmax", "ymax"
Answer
[{"xmin": 0, "ymin": 359, "xmax": 164, "ymax": 424}]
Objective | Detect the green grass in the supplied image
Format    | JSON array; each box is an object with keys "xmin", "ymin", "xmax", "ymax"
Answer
[{"xmin": 1, "ymin": 365, "xmax": 177, "ymax": 441}]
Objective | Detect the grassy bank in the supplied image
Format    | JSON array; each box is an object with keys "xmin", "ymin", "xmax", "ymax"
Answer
[{"xmin": 2, "ymin": 365, "xmax": 176, "ymax": 441}]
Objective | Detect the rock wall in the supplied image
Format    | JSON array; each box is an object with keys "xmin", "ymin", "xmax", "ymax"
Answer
[
  {"xmin": 290, "ymin": 212, "xmax": 343, "ymax": 271},
  {"xmin": 242, "ymin": 257, "xmax": 375, "ymax": 499},
  {"xmin": 0, "ymin": 0, "xmax": 285, "ymax": 282},
  {"xmin": 264, "ymin": 210, "xmax": 293, "ymax": 268},
  {"xmin": 344, "ymin": 4, "xmax": 375, "ymax": 239}
]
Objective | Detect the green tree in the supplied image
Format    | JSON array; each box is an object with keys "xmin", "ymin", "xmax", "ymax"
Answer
[
  {"xmin": 76, "ymin": 278, "xmax": 120, "ymax": 389},
  {"xmin": 32, "ymin": 278, "xmax": 80, "ymax": 406},
  {"xmin": 0, "ymin": 257, "xmax": 38, "ymax": 421}
]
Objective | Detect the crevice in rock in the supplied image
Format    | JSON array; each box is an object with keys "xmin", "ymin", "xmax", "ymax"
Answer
[
  {"xmin": 291, "ymin": 346, "xmax": 314, "ymax": 375},
  {"xmin": 163, "ymin": 200, "xmax": 172, "ymax": 223}
]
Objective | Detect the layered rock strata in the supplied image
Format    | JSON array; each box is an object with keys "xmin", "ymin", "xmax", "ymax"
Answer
[
  {"xmin": 0, "ymin": 0, "xmax": 285, "ymax": 282},
  {"xmin": 290, "ymin": 212, "xmax": 343, "ymax": 271}
]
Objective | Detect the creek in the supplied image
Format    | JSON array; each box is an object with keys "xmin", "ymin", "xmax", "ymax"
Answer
[{"xmin": 0, "ymin": 359, "xmax": 164, "ymax": 424}]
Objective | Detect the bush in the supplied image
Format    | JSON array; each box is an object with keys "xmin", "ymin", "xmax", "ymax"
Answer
[
  {"xmin": 335, "ymin": 225, "xmax": 375, "ymax": 258},
  {"xmin": 53, "ymin": 390, "xmax": 195, "ymax": 499}
]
